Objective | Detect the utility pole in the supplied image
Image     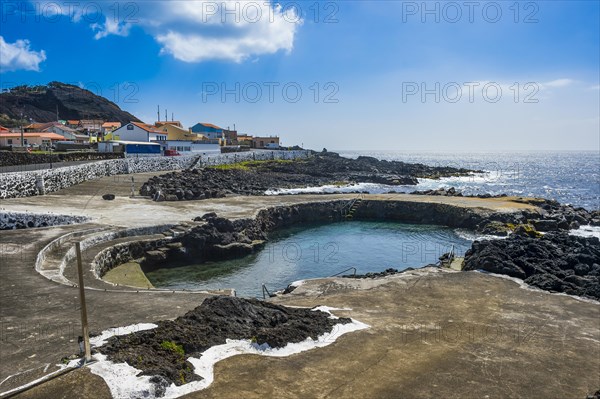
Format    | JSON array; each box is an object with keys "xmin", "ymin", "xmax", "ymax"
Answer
[
  {"xmin": 75, "ymin": 242, "xmax": 92, "ymax": 362},
  {"xmin": 20, "ymin": 110, "xmax": 24, "ymax": 147}
]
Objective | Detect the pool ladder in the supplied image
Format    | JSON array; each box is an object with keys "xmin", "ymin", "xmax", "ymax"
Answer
[
  {"xmin": 262, "ymin": 284, "xmax": 276, "ymax": 299},
  {"xmin": 343, "ymin": 194, "xmax": 364, "ymax": 220}
]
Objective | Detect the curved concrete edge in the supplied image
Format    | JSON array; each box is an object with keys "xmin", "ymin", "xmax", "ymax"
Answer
[
  {"xmin": 35, "ymin": 224, "xmax": 177, "ymax": 286},
  {"xmin": 35, "ymin": 226, "xmax": 107, "ymax": 285},
  {"xmin": 91, "ymin": 236, "xmax": 172, "ymax": 281},
  {"xmin": 35, "ymin": 195, "xmax": 537, "ymax": 295}
]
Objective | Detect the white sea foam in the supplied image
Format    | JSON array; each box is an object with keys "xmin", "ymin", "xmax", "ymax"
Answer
[
  {"xmin": 569, "ymin": 225, "xmax": 600, "ymax": 239},
  {"xmin": 454, "ymin": 228, "xmax": 509, "ymax": 242},
  {"xmin": 265, "ymin": 182, "xmax": 400, "ymax": 195},
  {"xmin": 90, "ymin": 323, "xmax": 158, "ymax": 347},
  {"xmin": 264, "ymin": 172, "xmax": 495, "ymax": 196},
  {"xmin": 87, "ymin": 310, "xmax": 369, "ymax": 399}
]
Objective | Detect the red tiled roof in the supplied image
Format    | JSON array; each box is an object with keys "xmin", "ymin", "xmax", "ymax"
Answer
[
  {"xmin": 44, "ymin": 124, "xmax": 76, "ymax": 133},
  {"xmin": 25, "ymin": 122, "xmax": 55, "ymax": 130},
  {"xmin": 0, "ymin": 132, "xmax": 66, "ymax": 140},
  {"xmin": 102, "ymin": 122, "xmax": 121, "ymax": 128},
  {"xmin": 130, "ymin": 122, "xmax": 163, "ymax": 133},
  {"xmin": 0, "ymin": 125, "xmax": 9, "ymax": 132}
]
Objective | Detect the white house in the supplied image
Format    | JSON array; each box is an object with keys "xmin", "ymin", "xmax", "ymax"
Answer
[
  {"xmin": 43, "ymin": 123, "xmax": 79, "ymax": 140},
  {"xmin": 110, "ymin": 122, "xmax": 167, "ymax": 142},
  {"xmin": 163, "ymin": 140, "xmax": 220, "ymax": 154}
]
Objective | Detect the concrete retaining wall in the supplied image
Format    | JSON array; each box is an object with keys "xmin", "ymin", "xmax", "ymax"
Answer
[{"xmin": 0, "ymin": 150, "xmax": 311, "ymax": 199}]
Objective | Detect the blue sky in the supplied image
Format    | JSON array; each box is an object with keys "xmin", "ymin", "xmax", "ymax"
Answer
[{"xmin": 1, "ymin": 0, "xmax": 599, "ymax": 151}]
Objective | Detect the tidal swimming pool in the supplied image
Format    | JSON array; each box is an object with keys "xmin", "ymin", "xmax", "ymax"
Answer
[{"xmin": 144, "ymin": 221, "xmax": 474, "ymax": 298}]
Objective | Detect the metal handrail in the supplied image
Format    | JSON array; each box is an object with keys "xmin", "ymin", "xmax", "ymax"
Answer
[
  {"xmin": 439, "ymin": 245, "xmax": 455, "ymax": 267},
  {"xmin": 262, "ymin": 283, "xmax": 275, "ymax": 299},
  {"xmin": 341, "ymin": 193, "xmax": 363, "ymax": 216},
  {"xmin": 329, "ymin": 267, "xmax": 357, "ymax": 277}
]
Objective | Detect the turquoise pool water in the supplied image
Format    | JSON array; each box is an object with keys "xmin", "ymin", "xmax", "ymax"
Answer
[{"xmin": 144, "ymin": 221, "xmax": 473, "ymax": 298}]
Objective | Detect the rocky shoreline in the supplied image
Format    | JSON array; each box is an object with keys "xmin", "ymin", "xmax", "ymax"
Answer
[
  {"xmin": 95, "ymin": 296, "xmax": 350, "ymax": 395},
  {"xmin": 139, "ymin": 152, "xmax": 477, "ymax": 201},
  {"xmin": 463, "ymin": 231, "xmax": 600, "ymax": 300}
]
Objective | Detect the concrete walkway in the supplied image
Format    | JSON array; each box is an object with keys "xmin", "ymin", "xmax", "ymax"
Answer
[
  {"xmin": 11, "ymin": 269, "xmax": 600, "ymax": 399},
  {"xmin": 0, "ymin": 172, "xmax": 536, "ymax": 228}
]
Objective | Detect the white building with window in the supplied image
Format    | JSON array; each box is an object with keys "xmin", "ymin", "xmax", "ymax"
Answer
[
  {"xmin": 162, "ymin": 140, "xmax": 220, "ymax": 154},
  {"xmin": 109, "ymin": 122, "xmax": 167, "ymax": 142}
]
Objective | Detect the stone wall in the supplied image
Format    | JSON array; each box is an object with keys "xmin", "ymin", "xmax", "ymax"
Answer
[
  {"xmin": 0, "ymin": 151, "xmax": 123, "ymax": 167},
  {"xmin": 93, "ymin": 238, "xmax": 173, "ymax": 279},
  {"xmin": 0, "ymin": 210, "xmax": 89, "ymax": 230},
  {"xmin": 0, "ymin": 151, "xmax": 311, "ymax": 199}
]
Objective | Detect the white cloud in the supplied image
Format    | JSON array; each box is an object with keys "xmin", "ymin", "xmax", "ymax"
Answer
[
  {"xmin": 0, "ymin": 36, "xmax": 47, "ymax": 72},
  {"xmin": 91, "ymin": 18, "xmax": 132, "ymax": 39},
  {"xmin": 31, "ymin": 0, "xmax": 302, "ymax": 63},
  {"xmin": 542, "ymin": 78, "xmax": 575, "ymax": 88}
]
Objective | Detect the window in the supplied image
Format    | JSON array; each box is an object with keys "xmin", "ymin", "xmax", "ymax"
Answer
[
  {"xmin": 127, "ymin": 124, "xmax": 134, "ymax": 130},
  {"xmin": 23, "ymin": 139, "xmax": 28, "ymax": 145},
  {"xmin": 7, "ymin": 139, "xmax": 12, "ymax": 144}
]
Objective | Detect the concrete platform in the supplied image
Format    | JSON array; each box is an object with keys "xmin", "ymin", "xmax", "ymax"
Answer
[
  {"xmin": 4, "ymin": 171, "xmax": 588, "ymax": 398},
  {"xmin": 0, "ymin": 172, "xmax": 536, "ymax": 228},
  {"xmin": 10, "ymin": 269, "xmax": 600, "ymax": 398}
]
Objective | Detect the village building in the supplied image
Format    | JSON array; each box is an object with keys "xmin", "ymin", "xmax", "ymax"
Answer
[
  {"xmin": 42, "ymin": 123, "xmax": 81, "ymax": 141},
  {"xmin": 189, "ymin": 123, "xmax": 225, "ymax": 141},
  {"xmin": 223, "ymin": 129, "xmax": 238, "ymax": 145},
  {"xmin": 65, "ymin": 120, "xmax": 80, "ymax": 129},
  {"xmin": 98, "ymin": 140, "xmax": 162, "ymax": 157},
  {"xmin": 79, "ymin": 120, "xmax": 103, "ymax": 132},
  {"xmin": 155, "ymin": 122, "xmax": 220, "ymax": 154},
  {"xmin": 101, "ymin": 122, "xmax": 122, "ymax": 135},
  {"xmin": 155, "ymin": 121, "xmax": 183, "ymax": 128},
  {"xmin": 237, "ymin": 134, "xmax": 253, "ymax": 146},
  {"xmin": 252, "ymin": 136, "xmax": 280, "ymax": 149},
  {"xmin": 109, "ymin": 122, "xmax": 167, "ymax": 142},
  {"xmin": 23, "ymin": 122, "xmax": 55, "ymax": 132},
  {"xmin": 0, "ymin": 132, "xmax": 65, "ymax": 149}
]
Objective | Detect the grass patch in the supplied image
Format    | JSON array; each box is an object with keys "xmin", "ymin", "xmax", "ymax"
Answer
[
  {"xmin": 102, "ymin": 262, "xmax": 154, "ymax": 289},
  {"xmin": 208, "ymin": 159, "xmax": 294, "ymax": 171},
  {"xmin": 160, "ymin": 340, "xmax": 185, "ymax": 357}
]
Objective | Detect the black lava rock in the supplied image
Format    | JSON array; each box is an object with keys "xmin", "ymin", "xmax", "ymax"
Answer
[
  {"xmin": 463, "ymin": 232, "xmax": 600, "ymax": 299},
  {"xmin": 98, "ymin": 296, "xmax": 351, "ymax": 393}
]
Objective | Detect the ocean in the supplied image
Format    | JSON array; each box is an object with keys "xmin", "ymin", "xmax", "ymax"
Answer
[{"xmin": 310, "ymin": 151, "xmax": 599, "ymax": 211}]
